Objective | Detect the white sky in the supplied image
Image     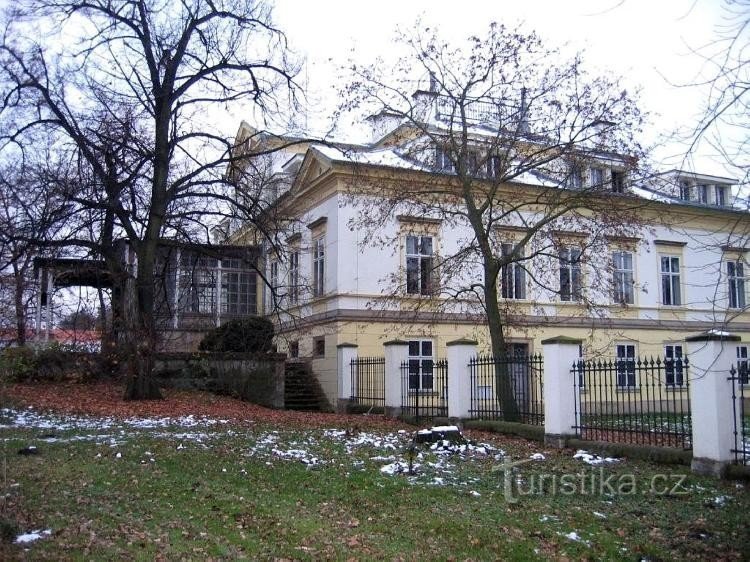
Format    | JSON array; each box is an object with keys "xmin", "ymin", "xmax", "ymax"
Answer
[{"xmin": 264, "ymin": 0, "xmax": 739, "ymax": 180}]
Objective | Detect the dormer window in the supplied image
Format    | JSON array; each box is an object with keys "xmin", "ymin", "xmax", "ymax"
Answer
[{"xmin": 611, "ymin": 170, "xmax": 626, "ymax": 193}]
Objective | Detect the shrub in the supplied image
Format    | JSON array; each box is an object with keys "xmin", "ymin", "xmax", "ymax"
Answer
[
  {"xmin": 0, "ymin": 346, "xmax": 36, "ymax": 382},
  {"xmin": 198, "ymin": 317, "xmax": 274, "ymax": 353}
]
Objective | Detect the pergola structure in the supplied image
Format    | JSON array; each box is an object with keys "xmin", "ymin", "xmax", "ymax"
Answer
[{"xmin": 33, "ymin": 242, "xmax": 261, "ymax": 351}]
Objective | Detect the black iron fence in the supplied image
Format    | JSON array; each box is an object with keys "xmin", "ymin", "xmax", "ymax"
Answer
[
  {"xmin": 468, "ymin": 354, "xmax": 544, "ymax": 425},
  {"xmin": 350, "ymin": 357, "xmax": 385, "ymax": 409},
  {"xmin": 572, "ymin": 356, "xmax": 692, "ymax": 449},
  {"xmin": 400, "ymin": 358, "xmax": 448, "ymax": 421},
  {"xmin": 730, "ymin": 362, "xmax": 749, "ymax": 465}
]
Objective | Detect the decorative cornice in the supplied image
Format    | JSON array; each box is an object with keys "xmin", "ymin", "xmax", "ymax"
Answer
[
  {"xmin": 396, "ymin": 215, "xmax": 442, "ymax": 225},
  {"xmin": 654, "ymin": 240, "xmax": 687, "ymax": 247},
  {"xmin": 307, "ymin": 217, "xmax": 328, "ymax": 230}
]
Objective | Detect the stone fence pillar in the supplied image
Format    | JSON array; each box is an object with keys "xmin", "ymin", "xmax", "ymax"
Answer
[
  {"xmin": 686, "ymin": 331, "xmax": 741, "ymax": 477},
  {"xmin": 446, "ymin": 339, "xmax": 478, "ymax": 420},
  {"xmin": 336, "ymin": 343, "xmax": 358, "ymax": 414},
  {"xmin": 542, "ymin": 336, "xmax": 582, "ymax": 448},
  {"xmin": 383, "ymin": 340, "xmax": 409, "ymax": 418}
]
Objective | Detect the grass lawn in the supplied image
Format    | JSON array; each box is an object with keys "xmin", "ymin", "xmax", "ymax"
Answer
[{"xmin": 1, "ymin": 385, "xmax": 749, "ymax": 560}]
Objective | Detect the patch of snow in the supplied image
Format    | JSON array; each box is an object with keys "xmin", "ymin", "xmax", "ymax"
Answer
[
  {"xmin": 573, "ymin": 450, "xmax": 620, "ymax": 465},
  {"xmin": 469, "ymin": 490, "xmax": 481, "ymax": 497},
  {"xmin": 15, "ymin": 529, "xmax": 52, "ymax": 544},
  {"xmin": 115, "ymin": 452, "xmax": 122, "ymax": 459},
  {"xmin": 430, "ymin": 425, "xmax": 459, "ymax": 433},
  {"xmin": 593, "ymin": 511, "xmax": 607, "ymax": 519},
  {"xmin": 713, "ymin": 495, "xmax": 731, "ymax": 507},
  {"xmin": 558, "ymin": 531, "xmax": 591, "ymax": 546},
  {"xmin": 380, "ymin": 461, "xmax": 419, "ymax": 475},
  {"xmin": 529, "ymin": 453, "xmax": 545, "ymax": 461}
]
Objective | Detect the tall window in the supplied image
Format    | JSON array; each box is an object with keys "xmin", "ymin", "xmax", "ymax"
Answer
[
  {"xmin": 406, "ymin": 235, "xmax": 435, "ymax": 295},
  {"xmin": 435, "ymin": 146, "xmax": 454, "ymax": 173},
  {"xmin": 611, "ymin": 170, "xmax": 626, "ymax": 193},
  {"xmin": 501, "ymin": 243, "xmax": 526, "ymax": 299},
  {"xmin": 408, "ymin": 339, "xmax": 434, "ymax": 391},
  {"xmin": 568, "ymin": 163, "xmax": 584, "ymax": 188},
  {"xmin": 616, "ymin": 343, "xmax": 636, "ymax": 388},
  {"xmin": 612, "ymin": 251, "xmax": 634, "ymax": 304},
  {"xmin": 728, "ymin": 260, "xmax": 746, "ymax": 309},
  {"xmin": 660, "ymin": 256, "xmax": 681, "ymax": 306},
  {"xmin": 590, "ymin": 167, "xmax": 604, "ymax": 188},
  {"xmin": 486, "ymin": 154, "xmax": 502, "ymax": 178},
  {"xmin": 220, "ymin": 258, "xmax": 255, "ymax": 316},
  {"xmin": 559, "ymin": 247, "xmax": 582, "ymax": 302},
  {"xmin": 312, "ymin": 238, "xmax": 325, "ymax": 297},
  {"xmin": 664, "ymin": 344, "xmax": 684, "ymax": 387},
  {"xmin": 289, "ymin": 251, "xmax": 299, "ymax": 304},
  {"xmin": 269, "ymin": 260, "xmax": 278, "ymax": 289}
]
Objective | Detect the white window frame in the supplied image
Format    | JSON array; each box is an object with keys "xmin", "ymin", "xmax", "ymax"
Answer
[
  {"xmin": 612, "ymin": 251, "xmax": 634, "ymax": 305},
  {"xmin": 568, "ymin": 163, "xmax": 584, "ymax": 189},
  {"xmin": 737, "ymin": 346, "xmax": 748, "ymax": 385},
  {"xmin": 659, "ymin": 255, "xmax": 681, "ymax": 306},
  {"xmin": 312, "ymin": 237, "xmax": 325, "ymax": 297},
  {"xmin": 407, "ymin": 339, "xmax": 435, "ymax": 392},
  {"xmin": 405, "ymin": 234, "xmax": 436, "ymax": 296},
  {"xmin": 500, "ymin": 242, "xmax": 526, "ymax": 300},
  {"xmin": 679, "ymin": 181, "xmax": 691, "ymax": 201},
  {"xmin": 288, "ymin": 250, "xmax": 299, "ymax": 304},
  {"xmin": 590, "ymin": 167, "xmax": 605, "ymax": 188},
  {"xmin": 616, "ymin": 343, "xmax": 637, "ymax": 388},
  {"xmin": 728, "ymin": 260, "xmax": 746, "ymax": 309},
  {"xmin": 664, "ymin": 344, "xmax": 685, "ymax": 387},
  {"xmin": 559, "ymin": 247, "xmax": 582, "ymax": 302},
  {"xmin": 435, "ymin": 145, "xmax": 454, "ymax": 173}
]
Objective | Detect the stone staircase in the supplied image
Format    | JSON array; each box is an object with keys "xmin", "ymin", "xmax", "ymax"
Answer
[{"xmin": 284, "ymin": 361, "xmax": 327, "ymax": 411}]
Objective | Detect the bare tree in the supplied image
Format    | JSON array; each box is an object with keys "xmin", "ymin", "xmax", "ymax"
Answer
[
  {"xmin": 341, "ymin": 22, "xmax": 648, "ymax": 418},
  {"xmin": 0, "ymin": 0, "xmax": 304, "ymax": 398}
]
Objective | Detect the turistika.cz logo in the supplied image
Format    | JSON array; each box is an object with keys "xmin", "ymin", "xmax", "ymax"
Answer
[{"xmin": 492, "ymin": 458, "xmax": 689, "ymax": 503}]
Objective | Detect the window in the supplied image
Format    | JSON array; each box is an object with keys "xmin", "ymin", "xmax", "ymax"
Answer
[
  {"xmin": 697, "ymin": 184, "xmax": 708, "ymax": 204},
  {"xmin": 716, "ymin": 185, "xmax": 727, "ymax": 206},
  {"xmin": 269, "ymin": 260, "xmax": 279, "ymax": 291},
  {"xmin": 486, "ymin": 154, "xmax": 502, "ymax": 178},
  {"xmin": 221, "ymin": 269, "xmax": 255, "ymax": 315},
  {"xmin": 568, "ymin": 163, "xmax": 584, "ymax": 189},
  {"xmin": 312, "ymin": 237, "xmax": 325, "ymax": 297},
  {"xmin": 679, "ymin": 181, "xmax": 691, "ymax": 201},
  {"xmin": 590, "ymin": 167, "xmax": 604, "ymax": 188},
  {"xmin": 435, "ymin": 145, "xmax": 454, "ymax": 173},
  {"xmin": 612, "ymin": 251, "xmax": 634, "ymax": 304},
  {"xmin": 408, "ymin": 340, "xmax": 434, "ymax": 391},
  {"xmin": 660, "ymin": 256, "xmax": 681, "ymax": 306},
  {"xmin": 313, "ymin": 336, "xmax": 325, "ymax": 357},
  {"xmin": 737, "ymin": 346, "xmax": 749, "ymax": 385},
  {"xmin": 180, "ymin": 258, "xmax": 217, "ymax": 314},
  {"xmin": 559, "ymin": 247, "xmax": 582, "ymax": 302},
  {"xmin": 288, "ymin": 250, "xmax": 299, "ymax": 304},
  {"xmin": 289, "ymin": 340, "xmax": 299, "ymax": 358},
  {"xmin": 728, "ymin": 260, "xmax": 746, "ymax": 309},
  {"xmin": 611, "ymin": 170, "xmax": 626, "ymax": 193},
  {"xmin": 406, "ymin": 235, "xmax": 435, "ymax": 295},
  {"xmin": 616, "ymin": 344, "xmax": 636, "ymax": 388},
  {"xmin": 664, "ymin": 344, "xmax": 684, "ymax": 387},
  {"xmin": 500, "ymin": 242, "xmax": 526, "ymax": 299}
]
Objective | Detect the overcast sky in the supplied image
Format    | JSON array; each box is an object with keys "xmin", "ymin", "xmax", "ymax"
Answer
[{"xmin": 263, "ymin": 0, "xmax": 738, "ymax": 179}]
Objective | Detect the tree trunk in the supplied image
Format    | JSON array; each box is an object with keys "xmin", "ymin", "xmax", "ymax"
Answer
[
  {"xmin": 123, "ymin": 243, "xmax": 162, "ymax": 400},
  {"xmin": 484, "ymin": 261, "xmax": 520, "ymax": 422}
]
